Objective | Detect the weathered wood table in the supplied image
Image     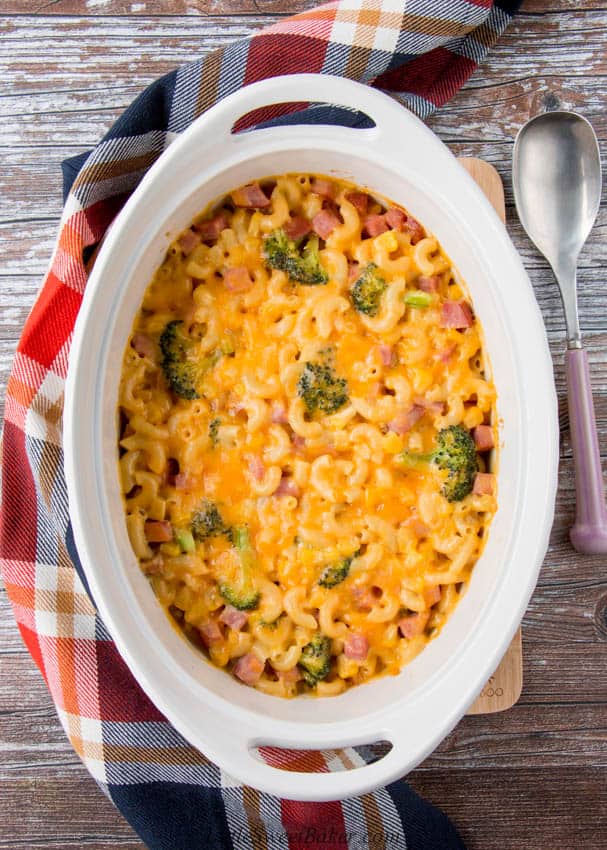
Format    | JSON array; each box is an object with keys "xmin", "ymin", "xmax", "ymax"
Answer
[{"xmin": 1, "ymin": 1, "xmax": 606, "ymax": 847}]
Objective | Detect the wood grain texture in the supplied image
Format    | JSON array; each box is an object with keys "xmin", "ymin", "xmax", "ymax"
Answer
[
  {"xmin": 459, "ymin": 158, "xmax": 523, "ymax": 717},
  {"xmin": 1, "ymin": 1, "xmax": 607, "ymax": 848},
  {"xmin": 409, "ymin": 767, "xmax": 607, "ymax": 850},
  {"xmin": 2, "ymin": 0, "xmax": 606, "ymax": 15}
]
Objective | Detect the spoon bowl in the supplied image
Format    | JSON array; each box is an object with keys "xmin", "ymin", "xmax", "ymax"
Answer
[
  {"xmin": 513, "ymin": 111, "xmax": 601, "ymax": 273},
  {"xmin": 513, "ymin": 111, "xmax": 607, "ymax": 555}
]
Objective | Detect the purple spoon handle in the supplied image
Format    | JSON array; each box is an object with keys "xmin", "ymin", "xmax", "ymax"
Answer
[{"xmin": 566, "ymin": 347, "xmax": 607, "ymax": 553}]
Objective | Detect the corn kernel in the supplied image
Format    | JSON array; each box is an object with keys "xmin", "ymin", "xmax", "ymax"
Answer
[
  {"xmin": 382, "ymin": 432, "xmax": 404, "ymax": 454},
  {"xmin": 375, "ymin": 231, "xmax": 398, "ymax": 253}
]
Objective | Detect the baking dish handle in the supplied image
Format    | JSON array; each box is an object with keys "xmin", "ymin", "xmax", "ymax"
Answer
[
  {"xmin": 204, "ymin": 73, "xmax": 400, "ymax": 143},
  {"xmin": 217, "ymin": 728, "xmax": 412, "ymax": 801}
]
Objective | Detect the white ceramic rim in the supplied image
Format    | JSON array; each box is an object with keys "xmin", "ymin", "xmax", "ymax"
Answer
[{"xmin": 64, "ymin": 74, "xmax": 559, "ymax": 800}]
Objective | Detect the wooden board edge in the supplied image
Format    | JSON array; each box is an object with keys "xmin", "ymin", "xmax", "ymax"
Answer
[{"xmin": 459, "ymin": 156, "xmax": 523, "ymax": 715}]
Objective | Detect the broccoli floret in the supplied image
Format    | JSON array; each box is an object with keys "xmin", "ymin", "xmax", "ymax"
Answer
[
  {"xmin": 396, "ymin": 425, "xmax": 478, "ymax": 502},
  {"xmin": 350, "ymin": 263, "xmax": 387, "ymax": 316},
  {"xmin": 219, "ymin": 584, "xmax": 259, "ymax": 611},
  {"xmin": 159, "ymin": 320, "xmax": 220, "ymax": 400},
  {"xmin": 209, "ymin": 417, "xmax": 220, "ymax": 447},
  {"xmin": 218, "ymin": 526, "xmax": 260, "ymax": 611},
  {"xmin": 298, "ymin": 633, "xmax": 331, "ymax": 687},
  {"xmin": 159, "ymin": 320, "xmax": 199, "ymax": 399},
  {"xmin": 298, "ymin": 235, "xmax": 328, "ymax": 286},
  {"xmin": 263, "ymin": 229, "xmax": 294, "ymax": 273},
  {"xmin": 263, "ymin": 229, "xmax": 328, "ymax": 286},
  {"xmin": 318, "ymin": 555, "xmax": 354, "ymax": 588},
  {"xmin": 191, "ymin": 501, "xmax": 227, "ymax": 541},
  {"xmin": 297, "ymin": 360, "xmax": 348, "ymax": 415}
]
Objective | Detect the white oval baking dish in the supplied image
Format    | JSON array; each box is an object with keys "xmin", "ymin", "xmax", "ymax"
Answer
[{"xmin": 64, "ymin": 74, "xmax": 558, "ymax": 801}]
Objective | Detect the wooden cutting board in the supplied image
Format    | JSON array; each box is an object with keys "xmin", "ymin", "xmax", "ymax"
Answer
[{"xmin": 459, "ymin": 157, "xmax": 523, "ymax": 715}]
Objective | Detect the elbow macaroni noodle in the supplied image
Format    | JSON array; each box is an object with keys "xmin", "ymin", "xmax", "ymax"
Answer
[{"xmin": 118, "ymin": 173, "xmax": 497, "ymax": 698}]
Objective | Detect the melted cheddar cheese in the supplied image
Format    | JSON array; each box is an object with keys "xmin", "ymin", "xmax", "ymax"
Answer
[{"xmin": 118, "ymin": 173, "xmax": 497, "ymax": 698}]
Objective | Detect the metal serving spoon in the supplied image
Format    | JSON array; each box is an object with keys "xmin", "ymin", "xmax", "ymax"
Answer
[{"xmin": 513, "ymin": 111, "xmax": 607, "ymax": 554}]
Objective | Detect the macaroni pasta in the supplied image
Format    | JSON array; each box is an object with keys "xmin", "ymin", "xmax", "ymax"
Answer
[{"xmin": 118, "ymin": 174, "xmax": 497, "ymax": 697}]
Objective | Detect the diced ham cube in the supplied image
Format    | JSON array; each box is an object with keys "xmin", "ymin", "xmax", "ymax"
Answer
[
  {"xmin": 231, "ymin": 182, "xmax": 271, "ymax": 209},
  {"xmin": 440, "ymin": 300, "xmax": 474, "ymax": 329},
  {"xmin": 248, "ymin": 454, "xmax": 265, "ymax": 481},
  {"xmin": 199, "ymin": 621, "xmax": 222, "ymax": 647},
  {"xmin": 388, "ymin": 404, "xmax": 425, "ymax": 435},
  {"xmin": 270, "ymin": 403, "xmax": 288, "ymax": 424},
  {"xmin": 413, "ymin": 396, "xmax": 447, "ymax": 416},
  {"xmin": 403, "ymin": 215, "xmax": 425, "ymax": 244},
  {"xmin": 274, "ymin": 476, "xmax": 301, "ymax": 498},
  {"xmin": 424, "ymin": 585, "xmax": 442, "ymax": 607},
  {"xmin": 310, "ymin": 178, "xmax": 335, "ymax": 199},
  {"xmin": 363, "ymin": 214, "xmax": 389, "ymax": 238},
  {"xmin": 430, "ymin": 401, "xmax": 447, "ymax": 415},
  {"xmin": 233, "ymin": 652, "xmax": 265, "ymax": 686},
  {"xmin": 144, "ymin": 520, "xmax": 173, "ymax": 543},
  {"xmin": 378, "ymin": 344, "xmax": 394, "ymax": 367},
  {"xmin": 345, "ymin": 191, "xmax": 369, "ymax": 214},
  {"xmin": 283, "ymin": 215, "xmax": 311, "ymax": 241},
  {"xmin": 131, "ymin": 333, "xmax": 156, "ymax": 360},
  {"xmin": 385, "ymin": 208, "xmax": 406, "ymax": 230},
  {"xmin": 219, "ymin": 605, "xmax": 248, "ymax": 631},
  {"xmin": 195, "ymin": 211, "xmax": 228, "ymax": 242},
  {"xmin": 473, "ymin": 472, "xmax": 496, "ymax": 496},
  {"xmin": 344, "ymin": 632, "xmax": 369, "ymax": 661},
  {"xmin": 473, "ymin": 424, "xmax": 495, "ymax": 452},
  {"xmin": 348, "ymin": 262, "xmax": 361, "ymax": 283},
  {"xmin": 417, "ymin": 275, "xmax": 440, "ymax": 293},
  {"xmin": 179, "ymin": 229, "xmax": 202, "ymax": 256},
  {"xmin": 223, "ymin": 266, "xmax": 254, "ymax": 292},
  {"xmin": 398, "ymin": 611, "xmax": 430, "ymax": 639},
  {"xmin": 278, "ymin": 667, "xmax": 302, "ymax": 684},
  {"xmin": 312, "ymin": 208, "xmax": 341, "ymax": 240}
]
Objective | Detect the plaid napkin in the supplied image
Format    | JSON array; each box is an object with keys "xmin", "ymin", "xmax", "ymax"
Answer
[{"xmin": 1, "ymin": 1, "xmax": 521, "ymax": 847}]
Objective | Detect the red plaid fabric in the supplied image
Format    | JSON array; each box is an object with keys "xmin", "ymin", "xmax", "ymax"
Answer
[{"xmin": 1, "ymin": 2, "xmax": 520, "ymax": 847}]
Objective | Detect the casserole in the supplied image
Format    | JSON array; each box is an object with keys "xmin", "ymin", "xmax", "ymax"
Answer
[
  {"xmin": 118, "ymin": 171, "xmax": 500, "ymax": 697},
  {"xmin": 64, "ymin": 73, "xmax": 558, "ymax": 800}
]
